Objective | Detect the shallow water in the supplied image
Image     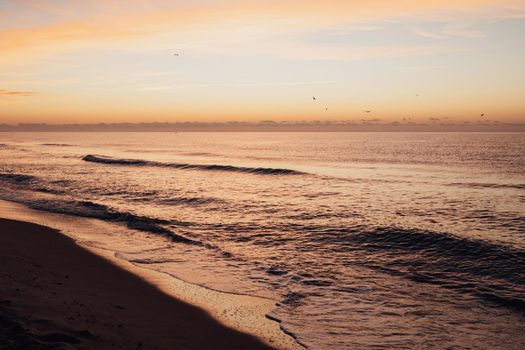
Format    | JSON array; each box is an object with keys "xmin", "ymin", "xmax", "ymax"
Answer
[{"xmin": 1, "ymin": 132, "xmax": 524, "ymax": 349}]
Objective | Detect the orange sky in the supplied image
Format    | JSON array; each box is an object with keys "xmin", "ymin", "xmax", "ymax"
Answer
[{"xmin": 1, "ymin": 0, "xmax": 524, "ymax": 124}]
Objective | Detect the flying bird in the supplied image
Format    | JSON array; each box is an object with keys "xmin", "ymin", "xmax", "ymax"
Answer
[
  {"xmin": 174, "ymin": 53, "xmax": 179, "ymax": 56},
  {"xmin": 313, "ymin": 96, "xmax": 317, "ymax": 101},
  {"xmin": 480, "ymin": 113, "xmax": 485, "ymax": 117},
  {"xmin": 364, "ymin": 110, "xmax": 371, "ymax": 114}
]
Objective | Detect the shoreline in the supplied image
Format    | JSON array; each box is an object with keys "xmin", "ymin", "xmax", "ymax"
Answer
[
  {"xmin": 0, "ymin": 200, "xmax": 302, "ymax": 349},
  {"xmin": 0, "ymin": 218, "xmax": 273, "ymax": 349}
]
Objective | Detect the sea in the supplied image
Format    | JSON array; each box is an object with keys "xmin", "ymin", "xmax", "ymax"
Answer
[{"xmin": 0, "ymin": 132, "xmax": 524, "ymax": 349}]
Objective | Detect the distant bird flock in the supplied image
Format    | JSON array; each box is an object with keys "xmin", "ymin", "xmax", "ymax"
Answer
[
  {"xmin": 173, "ymin": 53, "xmax": 486, "ymax": 120},
  {"xmin": 311, "ymin": 93, "xmax": 485, "ymax": 119}
]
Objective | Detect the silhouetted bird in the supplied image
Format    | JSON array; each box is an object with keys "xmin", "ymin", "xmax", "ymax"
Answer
[
  {"xmin": 174, "ymin": 53, "xmax": 179, "ymax": 56},
  {"xmin": 364, "ymin": 110, "xmax": 371, "ymax": 114},
  {"xmin": 313, "ymin": 96, "xmax": 316, "ymax": 101},
  {"xmin": 481, "ymin": 113, "xmax": 485, "ymax": 117},
  {"xmin": 326, "ymin": 107, "xmax": 328, "ymax": 111}
]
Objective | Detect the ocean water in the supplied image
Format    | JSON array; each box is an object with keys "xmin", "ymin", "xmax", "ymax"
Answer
[{"xmin": 0, "ymin": 132, "xmax": 524, "ymax": 349}]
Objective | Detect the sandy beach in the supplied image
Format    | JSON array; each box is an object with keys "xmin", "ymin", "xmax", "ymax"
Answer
[{"xmin": 0, "ymin": 217, "xmax": 275, "ymax": 349}]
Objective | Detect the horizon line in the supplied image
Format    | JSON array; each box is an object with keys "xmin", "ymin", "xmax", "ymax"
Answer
[{"xmin": 1, "ymin": 121, "xmax": 524, "ymax": 132}]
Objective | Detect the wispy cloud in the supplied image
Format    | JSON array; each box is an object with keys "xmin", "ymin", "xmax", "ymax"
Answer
[
  {"xmin": 274, "ymin": 44, "xmax": 464, "ymax": 61},
  {"xmin": 398, "ymin": 65, "xmax": 448, "ymax": 71},
  {"xmin": 441, "ymin": 22, "xmax": 486, "ymax": 38},
  {"xmin": 0, "ymin": 89, "xmax": 35, "ymax": 97},
  {"xmin": 408, "ymin": 22, "xmax": 486, "ymax": 39},
  {"xmin": 407, "ymin": 26, "xmax": 447, "ymax": 39},
  {"xmin": 136, "ymin": 80, "xmax": 337, "ymax": 91},
  {"xmin": 0, "ymin": 89, "xmax": 35, "ymax": 104},
  {"xmin": 0, "ymin": 0, "xmax": 523, "ymax": 65}
]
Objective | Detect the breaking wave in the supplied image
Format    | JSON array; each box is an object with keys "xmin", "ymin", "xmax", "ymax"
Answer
[
  {"xmin": 0, "ymin": 175, "xmax": 201, "ymax": 246},
  {"xmin": 448, "ymin": 182, "xmax": 525, "ymax": 190},
  {"xmin": 41, "ymin": 143, "xmax": 75, "ymax": 147},
  {"xmin": 82, "ymin": 154, "xmax": 304, "ymax": 176},
  {"xmin": 0, "ymin": 173, "xmax": 39, "ymax": 185},
  {"xmin": 28, "ymin": 199, "xmax": 202, "ymax": 245}
]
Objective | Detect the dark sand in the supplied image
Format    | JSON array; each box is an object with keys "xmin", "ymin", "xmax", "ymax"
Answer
[{"xmin": 0, "ymin": 218, "xmax": 274, "ymax": 350}]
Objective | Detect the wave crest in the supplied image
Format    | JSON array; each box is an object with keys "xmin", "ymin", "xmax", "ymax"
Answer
[
  {"xmin": 0, "ymin": 173, "xmax": 39, "ymax": 185},
  {"xmin": 82, "ymin": 154, "xmax": 304, "ymax": 176}
]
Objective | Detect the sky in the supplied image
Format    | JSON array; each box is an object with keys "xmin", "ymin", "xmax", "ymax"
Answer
[{"xmin": 0, "ymin": 0, "xmax": 524, "ymax": 125}]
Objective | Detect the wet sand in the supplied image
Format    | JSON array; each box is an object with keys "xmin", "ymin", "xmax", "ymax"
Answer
[{"xmin": 0, "ymin": 218, "xmax": 274, "ymax": 349}]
